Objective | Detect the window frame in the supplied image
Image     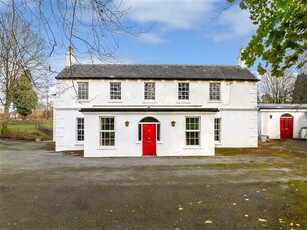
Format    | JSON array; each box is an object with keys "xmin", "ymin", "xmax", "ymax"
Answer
[
  {"xmin": 144, "ymin": 82, "xmax": 156, "ymax": 100},
  {"xmin": 110, "ymin": 82, "xmax": 121, "ymax": 100},
  {"xmin": 178, "ymin": 82, "xmax": 190, "ymax": 100},
  {"xmin": 185, "ymin": 117, "xmax": 200, "ymax": 146},
  {"xmin": 99, "ymin": 117, "xmax": 115, "ymax": 147},
  {"xmin": 209, "ymin": 82, "xmax": 221, "ymax": 101},
  {"xmin": 214, "ymin": 118, "xmax": 221, "ymax": 142},
  {"xmin": 77, "ymin": 82, "xmax": 89, "ymax": 100},
  {"xmin": 76, "ymin": 117, "xmax": 84, "ymax": 142}
]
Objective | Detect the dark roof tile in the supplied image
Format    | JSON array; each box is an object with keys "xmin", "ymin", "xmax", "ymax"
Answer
[{"xmin": 56, "ymin": 64, "xmax": 258, "ymax": 81}]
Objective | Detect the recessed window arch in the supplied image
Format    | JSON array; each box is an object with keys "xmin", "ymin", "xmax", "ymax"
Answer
[
  {"xmin": 281, "ymin": 113, "xmax": 293, "ymax": 118},
  {"xmin": 138, "ymin": 116, "xmax": 160, "ymax": 141},
  {"xmin": 140, "ymin": 117, "xmax": 159, "ymax": 123}
]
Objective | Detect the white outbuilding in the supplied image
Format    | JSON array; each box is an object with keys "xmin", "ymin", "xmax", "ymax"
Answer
[{"xmin": 258, "ymin": 104, "xmax": 307, "ymax": 140}]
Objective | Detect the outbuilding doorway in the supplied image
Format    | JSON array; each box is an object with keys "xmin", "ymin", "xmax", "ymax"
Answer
[{"xmin": 280, "ymin": 114, "xmax": 293, "ymax": 139}]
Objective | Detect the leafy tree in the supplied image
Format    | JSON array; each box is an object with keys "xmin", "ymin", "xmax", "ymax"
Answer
[
  {"xmin": 259, "ymin": 72, "xmax": 295, "ymax": 103},
  {"xmin": 292, "ymin": 73, "xmax": 307, "ymax": 103},
  {"xmin": 12, "ymin": 70, "xmax": 38, "ymax": 118},
  {"xmin": 228, "ymin": 0, "xmax": 306, "ymax": 76}
]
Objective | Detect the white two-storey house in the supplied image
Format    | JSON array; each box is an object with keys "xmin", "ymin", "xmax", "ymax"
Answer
[{"xmin": 54, "ymin": 54, "xmax": 258, "ymax": 157}]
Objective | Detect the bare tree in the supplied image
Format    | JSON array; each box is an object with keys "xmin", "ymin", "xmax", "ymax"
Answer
[
  {"xmin": 259, "ymin": 72, "xmax": 295, "ymax": 104},
  {"xmin": 292, "ymin": 72, "xmax": 307, "ymax": 104},
  {"xmin": 0, "ymin": 0, "xmax": 133, "ymax": 63},
  {"xmin": 36, "ymin": 68, "xmax": 56, "ymax": 116},
  {"xmin": 0, "ymin": 11, "xmax": 48, "ymax": 133}
]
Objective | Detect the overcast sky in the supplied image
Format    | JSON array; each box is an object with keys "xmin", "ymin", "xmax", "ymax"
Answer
[{"xmin": 49, "ymin": 0, "xmax": 257, "ymax": 72}]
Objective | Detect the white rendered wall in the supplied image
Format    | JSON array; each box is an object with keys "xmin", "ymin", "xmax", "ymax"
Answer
[
  {"xmin": 54, "ymin": 79, "xmax": 258, "ymax": 152},
  {"xmin": 215, "ymin": 110, "xmax": 258, "ymax": 147},
  {"xmin": 54, "ymin": 109, "xmax": 84, "ymax": 151},
  {"xmin": 260, "ymin": 110, "xmax": 307, "ymax": 139},
  {"xmin": 83, "ymin": 113, "xmax": 215, "ymax": 157},
  {"xmin": 55, "ymin": 79, "xmax": 257, "ymax": 109}
]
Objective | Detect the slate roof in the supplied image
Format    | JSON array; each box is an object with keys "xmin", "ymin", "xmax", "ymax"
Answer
[
  {"xmin": 56, "ymin": 64, "xmax": 258, "ymax": 81},
  {"xmin": 258, "ymin": 104, "xmax": 307, "ymax": 110}
]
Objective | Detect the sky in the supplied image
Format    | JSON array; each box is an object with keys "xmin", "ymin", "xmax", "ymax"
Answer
[{"xmin": 49, "ymin": 0, "xmax": 257, "ymax": 72}]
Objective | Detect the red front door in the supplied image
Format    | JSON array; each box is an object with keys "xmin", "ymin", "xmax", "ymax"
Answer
[
  {"xmin": 142, "ymin": 124, "xmax": 156, "ymax": 156},
  {"xmin": 280, "ymin": 117, "xmax": 293, "ymax": 139}
]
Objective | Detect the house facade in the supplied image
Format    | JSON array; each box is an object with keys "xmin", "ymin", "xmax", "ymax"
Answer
[
  {"xmin": 53, "ymin": 60, "xmax": 258, "ymax": 157},
  {"xmin": 258, "ymin": 104, "xmax": 307, "ymax": 139}
]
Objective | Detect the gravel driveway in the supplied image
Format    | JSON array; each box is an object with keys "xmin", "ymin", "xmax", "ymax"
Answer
[{"xmin": 0, "ymin": 139, "xmax": 306, "ymax": 229}]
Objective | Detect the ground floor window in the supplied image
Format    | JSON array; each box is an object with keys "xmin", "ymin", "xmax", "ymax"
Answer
[
  {"xmin": 100, "ymin": 117, "xmax": 115, "ymax": 146},
  {"xmin": 76, "ymin": 118, "xmax": 84, "ymax": 141},
  {"xmin": 185, "ymin": 117, "xmax": 200, "ymax": 145},
  {"xmin": 214, "ymin": 118, "xmax": 221, "ymax": 141}
]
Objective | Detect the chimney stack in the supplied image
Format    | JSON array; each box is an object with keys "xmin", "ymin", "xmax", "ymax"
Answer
[
  {"xmin": 66, "ymin": 46, "xmax": 76, "ymax": 66},
  {"xmin": 238, "ymin": 48, "xmax": 247, "ymax": 68}
]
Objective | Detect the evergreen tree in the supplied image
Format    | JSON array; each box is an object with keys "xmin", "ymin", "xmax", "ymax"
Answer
[{"xmin": 12, "ymin": 70, "xmax": 38, "ymax": 118}]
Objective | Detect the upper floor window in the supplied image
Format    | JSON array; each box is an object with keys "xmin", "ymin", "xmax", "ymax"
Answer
[
  {"xmin": 77, "ymin": 82, "xmax": 88, "ymax": 100},
  {"xmin": 76, "ymin": 118, "xmax": 84, "ymax": 141},
  {"xmin": 185, "ymin": 117, "xmax": 200, "ymax": 146},
  {"xmin": 178, "ymin": 82, "xmax": 189, "ymax": 100},
  {"xmin": 144, "ymin": 82, "xmax": 155, "ymax": 100},
  {"xmin": 110, "ymin": 82, "xmax": 121, "ymax": 100},
  {"xmin": 209, "ymin": 82, "xmax": 220, "ymax": 101},
  {"xmin": 214, "ymin": 118, "xmax": 221, "ymax": 142},
  {"xmin": 100, "ymin": 117, "xmax": 115, "ymax": 146}
]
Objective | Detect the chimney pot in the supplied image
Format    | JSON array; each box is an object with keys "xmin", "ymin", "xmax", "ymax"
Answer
[{"xmin": 66, "ymin": 46, "xmax": 76, "ymax": 66}]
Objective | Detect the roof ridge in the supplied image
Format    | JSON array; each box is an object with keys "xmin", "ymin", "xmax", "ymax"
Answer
[{"xmin": 68, "ymin": 63, "xmax": 241, "ymax": 67}]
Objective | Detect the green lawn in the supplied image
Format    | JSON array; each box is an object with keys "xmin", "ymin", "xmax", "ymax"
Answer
[
  {"xmin": 1, "ymin": 121, "xmax": 53, "ymax": 140},
  {"xmin": 8, "ymin": 124, "xmax": 36, "ymax": 132},
  {"xmin": 8, "ymin": 122, "xmax": 52, "ymax": 131}
]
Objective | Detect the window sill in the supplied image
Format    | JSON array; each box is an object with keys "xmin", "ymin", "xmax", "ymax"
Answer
[
  {"xmin": 207, "ymin": 100, "xmax": 222, "ymax": 103},
  {"xmin": 108, "ymin": 100, "xmax": 122, "ymax": 103},
  {"xmin": 215, "ymin": 142, "xmax": 222, "ymax": 146},
  {"xmin": 176, "ymin": 100, "xmax": 191, "ymax": 104},
  {"xmin": 97, "ymin": 146, "xmax": 117, "ymax": 150},
  {"xmin": 142, "ymin": 101, "xmax": 157, "ymax": 104},
  {"xmin": 75, "ymin": 142, "xmax": 84, "ymax": 146},
  {"xmin": 76, "ymin": 99, "xmax": 90, "ymax": 103},
  {"xmin": 183, "ymin": 146, "xmax": 202, "ymax": 149}
]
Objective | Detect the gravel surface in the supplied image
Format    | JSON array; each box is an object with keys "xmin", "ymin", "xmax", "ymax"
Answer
[{"xmin": 0, "ymin": 139, "xmax": 306, "ymax": 230}]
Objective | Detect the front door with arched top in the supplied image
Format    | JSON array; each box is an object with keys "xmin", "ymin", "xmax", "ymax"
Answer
[
  {"xmin": 140, "ymin": 117, "xmax": 159, "ymax": 156},
  {"xmin": 280, "ymin": 114, "xmax": 293, "ymax": 139},
  {"xmin": 142, "ymin": 124, "xmax": 156, "ymax": 156}
]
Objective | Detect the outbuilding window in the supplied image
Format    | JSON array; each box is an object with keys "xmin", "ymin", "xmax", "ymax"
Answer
[
  {"xmin": 209, "ymin": 82, "xmax": 220, "ymax": 101},
  {"xmin": 185, "ymin": 117, "xmax": 200, "ymax": 146},
  {"xmin": 214, "ymin": 118, "xmax": 221, "ymax": 142},
  {"xmin": 76, "ymin": 118, "xmax": 84, "ymax": 141},
  {"xmin": 110, "ymin": 82, "xmax": 121, "ymax": 100},
  {"xmin": 100, "ymin": 117, "xmax": 115, "ymax": 146},
  {"xmin": 77, "ymin": 82, "xmax": 89, "ymax": 100},
  {"xmin": 144, "ymin": 82, "xmax": 155, "ymax": 100},
  {"xmin": 178, "ymin": 82, "xmax": 189, "ymax": 100}
]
